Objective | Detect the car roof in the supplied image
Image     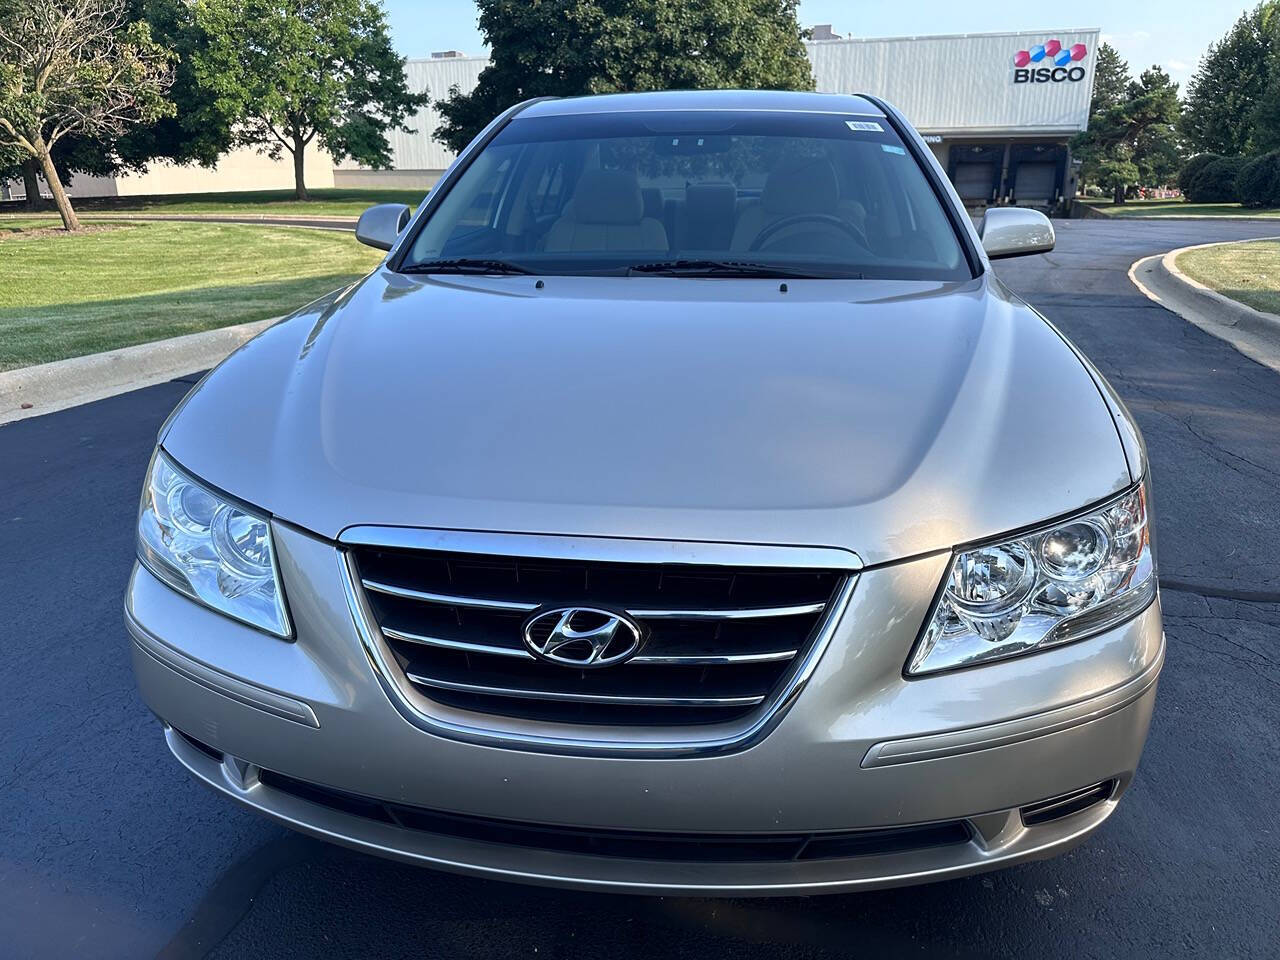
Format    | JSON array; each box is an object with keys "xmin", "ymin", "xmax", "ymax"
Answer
[{"xmin": 519, "ymin": 89, "xmax": 887, "ymax": 118}]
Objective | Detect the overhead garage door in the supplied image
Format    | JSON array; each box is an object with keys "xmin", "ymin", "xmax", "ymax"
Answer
[
  {"xmin": 951, "ymin": 162, "xmax": 996, "ymax": 203},
  {"xmin": 1012, "ymin": 163, "xmax": 1057, "ymax": 206}
]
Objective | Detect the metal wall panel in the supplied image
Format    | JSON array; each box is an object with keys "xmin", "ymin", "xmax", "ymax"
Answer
[
  {"xmin": 805, "ymin": 29, "xmax": 1099, "ymax": 136},
  {"xmin": 335, "ymin": 56, "xmax": 488, "ymax": 172}
]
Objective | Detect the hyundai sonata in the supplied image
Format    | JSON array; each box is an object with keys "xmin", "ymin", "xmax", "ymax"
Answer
[{"xmin": 127, "ymin": 90, "xmax": 1161, "ymax": 895}]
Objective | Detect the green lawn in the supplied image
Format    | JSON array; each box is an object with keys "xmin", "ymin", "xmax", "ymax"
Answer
[
  {"xmin": 1080, "ymin": 198, "xmax": 1280, "ymax": 218},
  {"xmin": 0, "ymin": 219, "xmax": 383, "ymax": 371},
  {"xmin": 0, "ymin": 186, "xmax": 423, "ymax": 219},
  {"xmin": 1176, "ymin": 239, "xmax": 1280, "ymax": 316}
]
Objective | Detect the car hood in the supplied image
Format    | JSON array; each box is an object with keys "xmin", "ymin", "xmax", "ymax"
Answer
[{"xmin": 162, "ymin": 269, "xmax": 1132, "ymax": 566}]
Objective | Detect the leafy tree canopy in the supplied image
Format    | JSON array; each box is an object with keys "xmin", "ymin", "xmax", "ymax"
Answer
[
  {"xmin": 1074, "ymin": 63, "xmax": 1181, "ymax": 202},
  {"xmin": 190, "ymin": 0, "xmax": 429, "ymax": 199},
  {"xmin": 436, "ymin": 0, "xmax": 814, "ymax": 153},
  {"xmin": 1182, "ymin": 1, "xmax": 1280, "ymax": 155},
  {"xmin": 0, "ymin": 0, "xmax": 174, "ymax": 228},
  {"xmin": 1090, "ymin": 43, "xmax": 1131, "ymax": 116}
]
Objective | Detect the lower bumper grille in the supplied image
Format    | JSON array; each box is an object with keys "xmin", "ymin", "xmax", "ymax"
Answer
[
  {"xmin": 257, "ymin": 768, "xmax": 972, "ymax": 864},
  {"xmin": 347, "ymin": 541, "xmax": 848, "ymax": 729},
  {"xmin": 1019, "ymin": 780, "xmax": 1117, "ymax": 826}
]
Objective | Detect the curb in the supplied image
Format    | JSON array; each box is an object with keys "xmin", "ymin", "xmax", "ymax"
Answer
[
  {"xmin": 1128, "ymin": 236, "xmax": 1280, "ymax": 375},
  {"xmin": 0, "ymin": 316, "xmax": 279, "ymax": 425}
]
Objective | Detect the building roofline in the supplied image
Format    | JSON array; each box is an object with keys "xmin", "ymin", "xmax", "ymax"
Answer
[
  {"xmin": 404, "ymin": 54, "xmax": 489, "ymax": 64},
  {"xmin": 804, "ymin": 27, "xmax": 1101, "ymax": 45}
]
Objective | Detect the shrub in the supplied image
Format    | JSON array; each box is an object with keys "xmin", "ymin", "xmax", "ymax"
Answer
[
  {"xmin": 1236, "ymin": 151, "xmax": 1280, "ymax": 208},
  {"xmin": 1185, "ymin": 156, "xmax": 1246, "ymax": 203},
  {"xmin": 1178, "ymin": 153, "xmax": 1221, "ymax": 195}
]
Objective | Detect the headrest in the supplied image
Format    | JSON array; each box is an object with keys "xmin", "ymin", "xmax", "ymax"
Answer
[
  {"xmin": 684, "ymin": 182, "xmax": 737, "ymax": 219},
  {"xmin": 569, "ymin": 169, "xmax": 645, "ymax": 225},
  {"xmin": 762, "ymin": 157, "xmax": 839, "ymax": 214},
  {"xmin": 641, "ymin": 187, "xmax": 664, "ymax": 221}
]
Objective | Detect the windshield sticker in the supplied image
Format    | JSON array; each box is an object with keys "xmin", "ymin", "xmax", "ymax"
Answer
[
  {"xmin": 881, "ymin": 144, "xmax": 906, "ymax": 155},
  {"xmin": 846, "ymin": 120, "xmax": 884, "ymax": 132}
]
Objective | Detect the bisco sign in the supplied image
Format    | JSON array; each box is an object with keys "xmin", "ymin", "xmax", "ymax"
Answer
[{"xmin": 1012, "ymin": 40, "xmax": 1088, "ymax": 84}]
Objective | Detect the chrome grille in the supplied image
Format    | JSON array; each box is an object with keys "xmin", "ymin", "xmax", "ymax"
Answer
[{"xmin": 347, "ymin": 543, "xmax": 847, "ymax": 728}]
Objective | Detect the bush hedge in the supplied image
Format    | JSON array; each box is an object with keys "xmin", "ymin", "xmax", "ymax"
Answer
[
  {"xmin": 1236, "ymin": 151, "xmax": 1280, "ymax": 208},
  {"xmin": 1178, "ymin": 153, "xmax": 1221, "ymax": 195},
  {"xmin": 1185, "ymin": 156, "xmax": 1246, "ymax": 203}
]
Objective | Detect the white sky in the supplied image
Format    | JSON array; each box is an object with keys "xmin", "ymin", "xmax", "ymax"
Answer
[{"xmin": 392, "ymin": 0, "xmax": 1256, "ymax": 90}]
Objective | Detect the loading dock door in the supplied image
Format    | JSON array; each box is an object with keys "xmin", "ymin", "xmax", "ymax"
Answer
[
  {"xmin": 952, "ymin": 162, "xmax": 997, "ymax": 204},
  {"xmin": 1012, "ymin": 162, "xmax": 1057, "ymax": 206}
]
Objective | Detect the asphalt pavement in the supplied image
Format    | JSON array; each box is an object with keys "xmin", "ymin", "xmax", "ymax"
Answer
[{"xmin": 2, "ymin": 219, "xmax": 1278, "ymax": 959}]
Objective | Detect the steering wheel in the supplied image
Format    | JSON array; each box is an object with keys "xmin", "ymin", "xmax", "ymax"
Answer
[{"xmin": 748, "ymin": 213, "xmax": 869, "ymax": 254}]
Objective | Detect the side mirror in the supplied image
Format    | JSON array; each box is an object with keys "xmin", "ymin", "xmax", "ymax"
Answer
[
  {"xmin": 355, "ymin": 203, "xmax": 412, "ymax": 251},
  {"xmin": 980, "ymin": 207, "xmax": 1055, "ymax": 260}
]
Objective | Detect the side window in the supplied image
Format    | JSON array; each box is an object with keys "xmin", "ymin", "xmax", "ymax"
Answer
[
  {"xmin": 455, "ymin": 155, "xmax": 514, "ymax": 228},
  {"xmin": 530, "ymin": 161, "xmax": 567, "ymax": 218}
]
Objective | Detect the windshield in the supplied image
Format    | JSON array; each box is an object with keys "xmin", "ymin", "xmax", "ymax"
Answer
[{"xmin": 401, "ymin": 110, "xmax": 970, "ymax": 280}]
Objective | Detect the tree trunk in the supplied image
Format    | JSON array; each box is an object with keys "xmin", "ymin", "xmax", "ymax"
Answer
[
  {"xmin": 1112, "ymin": 183, "xmax": 1126, "ymax": 205},
  {"xmin": 21, "ymin": 159, "xmax": 43, "ymax": 210},
  {"xmin": 33, "ymin": 138, "xmax": 80, "ymax": 231},
  {"xmin": 292, "ymin": 138, "xmax": 308, "ymax": 201}
]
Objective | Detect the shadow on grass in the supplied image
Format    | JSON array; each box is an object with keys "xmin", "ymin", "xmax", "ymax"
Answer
[{"xmin": 0, "ymin": 272, "xmax": 363, "ymax": 371}]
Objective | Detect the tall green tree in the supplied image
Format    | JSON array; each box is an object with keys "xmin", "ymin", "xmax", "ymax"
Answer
[
  {"xmin": 0, "ymin": 0, "xmax": 174, "ymax": 229},
  {"xmin": 1254, "ymin": 43, "xmax": 1280, "ymax": 151},
  {"xmin": 1090, "ymin": 42, "xmax": 1131, "ymax": 115},
  {"xmin": 1, "ymin": 0, "xmax": 234, "ymax": 210},
  {"xmin": 436, "ymin": 0, "xmax": 814, "ymax": 153},
  {"xmin": 1182, "ymin": 1, "xmax": 1280, "ymax": 155},
  {"xmin": 1129, "ymin": 67, "xmax": 1183, "ymax": 187},
  {"xmin": 191, "ymin": 0, "xmax": 429, "ymax": 199},
  {"xmin": 1073, "ymin": 65, "xmax": 1181, "ymax": 203},
  {"xmin": 113, "ymin": 0, "xmax": 240, "ymax": 169}
]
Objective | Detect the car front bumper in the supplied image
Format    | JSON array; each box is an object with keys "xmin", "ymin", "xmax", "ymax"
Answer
[{"xmin": 127, "ymin": 522, "xmax": 1163, "ymax": 896}]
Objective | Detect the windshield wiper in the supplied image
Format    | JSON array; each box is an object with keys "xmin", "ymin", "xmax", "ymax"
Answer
[
  {"xmin": 401, "ymin": 258, "xmax": 535, "ymax": 276},
  {"xmin": 626, "ymin": 259, "xmax": 826, "ymax": 279}
]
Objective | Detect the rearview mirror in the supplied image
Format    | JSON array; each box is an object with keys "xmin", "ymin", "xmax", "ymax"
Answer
[
  {"xmin": 980, "ymin": 207, "xmax": 1055, "ymax": 260},
  {"xmin": 355, "ymin": 203, "xmax": 412, "ymax": 251}
]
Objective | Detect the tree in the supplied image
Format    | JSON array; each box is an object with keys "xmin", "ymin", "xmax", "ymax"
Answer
[
  {"xmin": 1129, "ymin": 67, "xmax": 1183, "ymax": 187},
  {"xmin": 436, "ymin": 0, "xmax": 814, "ymax": 153},
  {"xmin": 1073, "ymin": 65, "xmax": 1181, "ymax": 203},
  {"xmin": 0, "ymin": 0, "xmax": 174, "ymax": 229},
  {"xmin": 1254, "ymin": 49, "xmax": 1280, "ymax": 152},
  {"xmin": 190, "ymin": 0, "xmax": 428, "ymax": 200},
  {"xmin": 112, "ymin": 0, "xmax": 240, "ymax": 170},
  {"xmin": 0, "ymin": 130, "xmax": 123, "ymax": 209},
  {"xmin": 1182, "ymin": 1, "xmax": 1280, "ymax": 155},
  {"xmin": 1090, "ymin": 43, "xmax": 1130, "ymax": 116}
]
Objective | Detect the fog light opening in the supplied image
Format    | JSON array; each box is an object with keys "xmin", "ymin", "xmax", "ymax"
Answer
[
  {"xmin": 173, "ymin": 727, "xmax": 224, "ymax": 764},
  {"xmin": 1019, "ymin": 779, "xmax": 1117, "ymax": 827}
]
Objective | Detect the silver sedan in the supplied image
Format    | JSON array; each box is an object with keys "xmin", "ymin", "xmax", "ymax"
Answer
[{"xmin": 127, "ymin": 89, "xmax": 1161, "ymax": 895}]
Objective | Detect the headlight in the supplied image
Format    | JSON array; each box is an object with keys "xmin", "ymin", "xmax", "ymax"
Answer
[
  {"xmin": 137, "ymin": 450, "xmax": 291, "ymax": 638},
  {"xmin": 908, "ymin": 485, "xmax": 1154, "ymax": 675}
]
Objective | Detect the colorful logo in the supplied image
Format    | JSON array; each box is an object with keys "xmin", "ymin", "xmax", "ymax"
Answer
[
  {"xmin": 1014, "ymin": 40, "xmax": 1088, "ymax": 68},
  {"xmin": 1013, "ymin": 40, "xmax": 1088, "ymax": 83}
]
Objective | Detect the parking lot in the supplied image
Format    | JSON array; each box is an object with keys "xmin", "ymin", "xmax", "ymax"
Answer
[{"xmin": 2, "ymin": 218, "xmax": 1278, "ymax": 959}]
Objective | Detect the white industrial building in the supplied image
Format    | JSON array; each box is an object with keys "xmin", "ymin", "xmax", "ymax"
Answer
[
  {"xmin": 6, "ymin": 27, "xmax": 1099, "ymax": 210},
  {"xmin": 335, "ymin": 27, "xmax": 1099, "ymax": 209}
]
